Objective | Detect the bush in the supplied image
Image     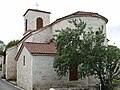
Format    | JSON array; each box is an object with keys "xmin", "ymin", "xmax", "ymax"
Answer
[{"xmin": 6, "ymin": 40, "xmax": 19, "ymax": 49}]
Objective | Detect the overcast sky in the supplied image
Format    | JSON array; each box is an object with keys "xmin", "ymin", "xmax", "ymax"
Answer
[{"xmin": 0, "ymin": 0, "xmax": 120, "ymax": 48}]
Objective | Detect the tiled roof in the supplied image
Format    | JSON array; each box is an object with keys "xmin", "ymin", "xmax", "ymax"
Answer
[
  {"xmin": 71, "ymin": 11, "xmax": 97, "ymax": 15},
  {"xmin": 15, "ymin": 41, "xmax": 56, "ymax": 61},
  {"xmin": 23, "ymin": 9, "xmax": 51, "ymax": 16},
  {"xmin": 52, "ymin": 11, "xmax": 108, "ymax": 25},
  {"xmin": 24, "ymin": 42, "xmax": 56, "ymax": 54}
]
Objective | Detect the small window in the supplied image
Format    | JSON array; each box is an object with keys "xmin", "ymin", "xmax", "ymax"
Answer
[
  {"xmin": 25, "ymin": 19, "xmax": 27, "ymax": 31},
  {"xmin": 23, "ymin": 56, "xmax": 25, "ymax": 66}
]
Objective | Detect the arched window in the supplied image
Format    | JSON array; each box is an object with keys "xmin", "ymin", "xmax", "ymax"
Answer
[
  {"xmin": 36, "ymin": 17, "xmax": 43, "ymax": 30},
  {"xmin": 25, "ymin": 19, "xmax": 27, "ymax": 31}
]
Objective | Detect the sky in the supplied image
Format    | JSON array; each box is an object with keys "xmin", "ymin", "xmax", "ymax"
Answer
[{"xmin": 0, "ymin": 0, "xmax": 120, "ymax": 48}]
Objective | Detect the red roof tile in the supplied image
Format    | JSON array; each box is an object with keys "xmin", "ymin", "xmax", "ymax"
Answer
[
  {"xmin": 24, "ymin": 42, "xmax": 56, "ymax": 54},
  {"xmin": 71, "ymin": 11, "xmax": 97, "ymax": 15}
]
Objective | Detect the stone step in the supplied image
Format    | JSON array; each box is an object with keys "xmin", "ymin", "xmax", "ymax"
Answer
[{"xmin": 50, "ymin": 88, "xmax": 89, "ymax": 90}]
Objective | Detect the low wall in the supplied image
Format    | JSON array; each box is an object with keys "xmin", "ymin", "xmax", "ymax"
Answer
[{"xmin": 33, "ymin": 81, "xmax": 99, "ymax": 90}]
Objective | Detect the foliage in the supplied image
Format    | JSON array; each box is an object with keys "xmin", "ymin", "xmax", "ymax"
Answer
[
  {"xmin": 0, "ymin": 48, "xmax": 3, "ymax": 55},
  {"xmin": 54, "ymin": 19, "xmax": 87, "ymax": 78},
  {"xmin": 54, "ymin": 19, "xmax": 120, "ymax": 90},
  {"xmin": 0, "ymin": 40, "xmax": 5, "ymax": 55},
  {"xmin": 6, "ymin": 40, "xmax": 19, "ymax": 49},
  {"xmin": 112, "ymin": 79, "xmax": 120, "ymax": 85}
]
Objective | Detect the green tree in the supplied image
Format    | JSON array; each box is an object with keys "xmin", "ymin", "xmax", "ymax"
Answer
[
  {"xmin": 0, "ymin": 40, "xmax": 5, "ymax": 55},
  {"xmin": 54, "ymin": 19, "xmax": 87, "ymax": 78},
  {"xmin": 6, "ymin": 40, "xmax": 19, "ymax": 49},
  {"xmin": 53, "ymin": 19, "xmax": 120, "ymax": 90}
]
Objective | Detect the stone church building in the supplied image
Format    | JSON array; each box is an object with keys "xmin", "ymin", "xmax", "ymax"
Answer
[{"xmin": 2, "ymin": 9, "xmax": 108, "ymax": 90}]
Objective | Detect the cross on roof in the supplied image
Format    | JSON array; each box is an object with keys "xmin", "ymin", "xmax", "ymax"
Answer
[{"xmin": 35, "ymin": 2, "xmax": 39, "ymax": 9}]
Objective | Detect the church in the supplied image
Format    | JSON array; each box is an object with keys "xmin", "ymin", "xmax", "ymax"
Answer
[{"xmin": 2, "ymin": 9, "xmax": 108, "ymax": 90}]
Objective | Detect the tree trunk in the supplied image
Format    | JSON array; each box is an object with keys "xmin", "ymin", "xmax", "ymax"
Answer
[{"xmin": 101, "ymin": 84, "xmax": 105, "ymax": 90}]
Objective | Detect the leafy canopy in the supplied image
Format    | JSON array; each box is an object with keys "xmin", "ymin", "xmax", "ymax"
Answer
[
  {"xmin": 54, "ymin": 19, "xmax": 87, "ymax": 78},
  {"xmin": 54, "ymin": 19, "xmax": 120, "ymax": 90}
]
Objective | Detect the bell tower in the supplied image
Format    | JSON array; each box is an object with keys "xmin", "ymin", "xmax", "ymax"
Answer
[{"xmin": 23, "ymin": 9, "xmax": 51, "ymax": 35}]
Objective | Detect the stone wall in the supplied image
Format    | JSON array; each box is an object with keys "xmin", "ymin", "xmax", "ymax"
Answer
[
  {"xmin": 25, "ymin": 26, "xmax": 52, "ymax": 43},
  {"xmin": 5, "ymin": 46, "xmax": 17, "ymax": 80},
  {"xmin": 32, "ymin": 55, "xmax": 69, "ymax": 90},
  {"xmin": 1, "ymin": 56, "xmax": 5, "ymax": 78},
  {"xmin": 0, "ymin": 56, "xmax": 2, "ymax": 65},
  {"xmin": 17, "ymin": 47, "xmax": 33, "ymax": 90}
]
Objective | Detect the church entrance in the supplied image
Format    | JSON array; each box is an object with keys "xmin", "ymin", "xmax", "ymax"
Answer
[{"xmin": 69, "ymin": 65, "xmax": 78, "ymax": 81}]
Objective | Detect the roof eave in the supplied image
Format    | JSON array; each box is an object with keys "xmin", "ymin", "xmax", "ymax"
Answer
[
  {"xmin": 52, "ymin": 13, "xmax": 108, "ymax": 25},
  {"xmin": 32, "ymin": 53, "xmax": 56, "ymax": 56},
  {"xmin": 23, "ymin": 9, "xmax": 51, "ymax": 16}
]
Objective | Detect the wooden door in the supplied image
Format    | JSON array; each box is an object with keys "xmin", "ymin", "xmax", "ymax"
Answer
[{"xmin": 69, "ymin": 65, "xmax": 78, "ymax": 81}]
